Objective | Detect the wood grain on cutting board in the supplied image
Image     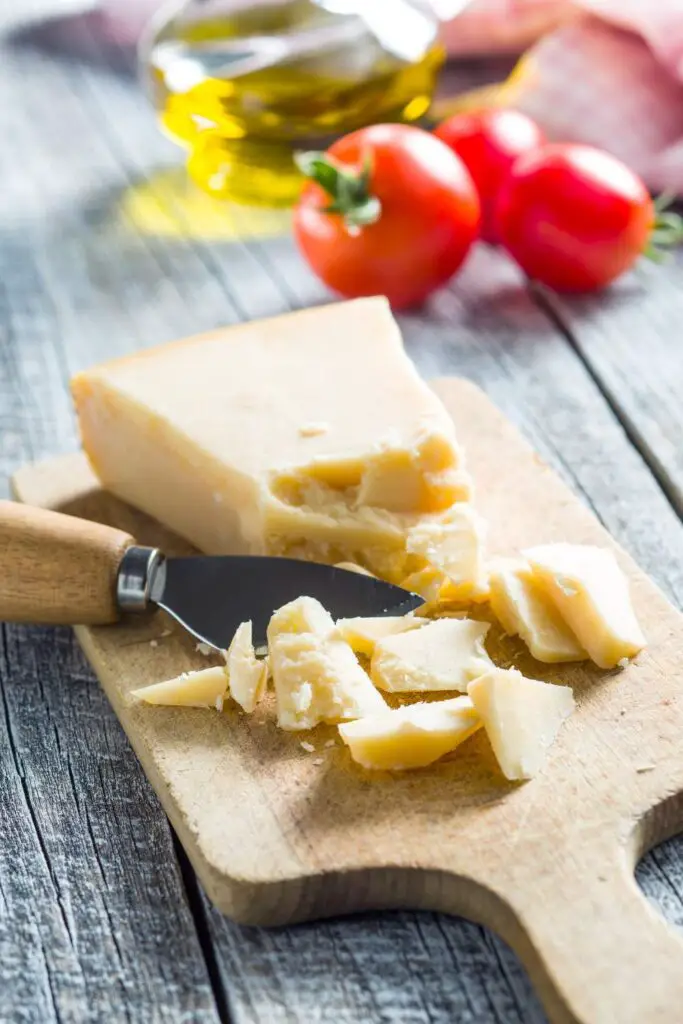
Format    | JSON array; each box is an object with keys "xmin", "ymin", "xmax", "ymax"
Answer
[{"xmin": 12, "ymin": 378, "xmax": 683, "ymax": 1024}]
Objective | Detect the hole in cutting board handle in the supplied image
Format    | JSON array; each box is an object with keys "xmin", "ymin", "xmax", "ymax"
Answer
[{"xmin": 634, "ymin": 790, "xmax": 683, "ymax": 936}]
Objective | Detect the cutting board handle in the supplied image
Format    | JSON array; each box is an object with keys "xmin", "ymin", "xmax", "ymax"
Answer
[
  {"xmin": 0, "ymin": 500, "xmax": 135, "ymax": 625},
  {"xmin": 496, "ymin": 842, "xmax": 683, "ymax": 1024}
]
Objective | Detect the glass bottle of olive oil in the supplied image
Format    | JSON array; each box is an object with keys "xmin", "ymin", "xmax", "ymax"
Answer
[{"xmin": 142, "ymin": 0, "xmax": 444, "ymax": 206}]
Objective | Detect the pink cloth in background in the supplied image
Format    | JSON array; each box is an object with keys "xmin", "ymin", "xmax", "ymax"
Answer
[
  {"xmin": 507, "ymin": 2, "xmax": 683, "ymax": 193},
  {"xmin": 439, "ymin": 0, "xmax": 576, "ymax": 54},
  {"xmin": 99, "ymin": 0, "xmax": 683, "ymax": 192}
]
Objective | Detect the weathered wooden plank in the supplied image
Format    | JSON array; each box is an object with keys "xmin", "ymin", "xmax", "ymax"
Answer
[
  {"xmin": 0, "ymin": 18, "xmax": 222, "ymax": 1023},
  {"xmin": 538, "ymin": 256, "xmax": 683, "ymax": 518},
  {"xmin": 0, "ymin": 623, "xmax": 221, "ymax": 1024},
  {"xmin": 2, "ymin": 8, "xmax": 683, "ymax": 1024}
]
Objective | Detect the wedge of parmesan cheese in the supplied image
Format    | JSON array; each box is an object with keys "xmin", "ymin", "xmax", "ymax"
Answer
[{"xmin": 72, "ymin": 297, "xmax": 470, "ymax": 581}]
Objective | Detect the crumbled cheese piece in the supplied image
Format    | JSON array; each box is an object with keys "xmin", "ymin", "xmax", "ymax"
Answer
[
  {"xmin": 149, "ymin": 639, "xmax": 158, "ymax": 648},
  {"xmin": 132, "ymin": 666, "xmax": 228, "ymax": 708},
  {"xmin": 268, "ymin": 595, "xmax": 337, "ymax": 643},
  {"xmin": 300, "ymin": 741, "xmax": 315, "ymax": 753},
  {"xmin": 312, "ymin": 758, "xmax": 325, "ymax": 766},
  {"xmin": 268, "ymin": 597, "xmax": 386, "ymax": 730},
  {"xmin": 468, "ymin": 667, "xmax": 574, "ymax": 781},
  {"xmin": 339, "ymin": 696, "xmax": 481, "ymax": 770},
  {"xmin": 195, "ymin": 641, "xmax": 213, "ymax": 656},
  {"xmin": 406, "ymin": 503, "xmax": 488, "ymax": 602},
  {"xmin": 336, "ymin": 614, "xmax": 426, "ymax": 657},
  {"xmin": 298, "ymin": 421, "xmax": 330, "ymax": 438},
  {"xmin": 524, "ymin": 544, "xmax": 646, "ymax": 669},
  {"xmin": 400, "ymin": 566, "xmax": 446, "ymax": 605},
  {"xmin": 371, "ymin": 618, "xmax": 492, "ymax": 693},
  {"xmin": 225, "ymin": 621, "xmax": 268, "ymax": 714},
  {"xmin": 488, "ymin": 558, "xmax": 586, "ymax": 663}
]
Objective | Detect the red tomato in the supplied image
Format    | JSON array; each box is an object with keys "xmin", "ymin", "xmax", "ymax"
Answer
[
  {"xmin": 435, "ymin": 109, "xmax": 545, "ymax": 243},
  {"xmin": 495, "ymin": 144, "xmax": 655, "ymax": 292},
  {"xmin": 294, "ymin": 124, "xmax": 480, "ymax": 309}
]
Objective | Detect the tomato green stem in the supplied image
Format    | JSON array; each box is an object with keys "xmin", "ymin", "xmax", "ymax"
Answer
[
  {"xmin": 645, "ymin": 193, "xmax": 683, "ymax": 262},
  {"xmin": 295, "ymin": 150, "xmax": 381, "ymax": 231}
]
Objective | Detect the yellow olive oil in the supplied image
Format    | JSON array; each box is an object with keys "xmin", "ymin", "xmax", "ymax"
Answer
[{"xmin": 145, "ymin": 1, "xmax": 444, "ymax": 206}]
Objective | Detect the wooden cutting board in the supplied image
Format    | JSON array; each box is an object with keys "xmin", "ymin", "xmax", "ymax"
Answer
[{"xmin": 12, "ymin": 378, "xmax": 683, "ymax": 1024}]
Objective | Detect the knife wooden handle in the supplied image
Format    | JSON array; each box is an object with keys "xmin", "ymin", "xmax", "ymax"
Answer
[{"xmin": 0, "ymin": 501, "xmax": 135, "ymax": 625}]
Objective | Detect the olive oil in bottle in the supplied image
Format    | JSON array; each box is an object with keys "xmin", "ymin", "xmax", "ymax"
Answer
[{"xmin": 142, "ymin": 0, "xmax": 444, "ymax": 206}]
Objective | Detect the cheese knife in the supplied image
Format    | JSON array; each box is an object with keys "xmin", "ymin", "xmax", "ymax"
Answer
[{"xmin": 0, "ymin": 501, "xmax": 422, "ymax": 648}]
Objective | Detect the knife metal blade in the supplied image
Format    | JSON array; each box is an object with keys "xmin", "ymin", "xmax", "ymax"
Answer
[{"xmin": 147, "ymin": 555, "xmax": 423, "ymax": 650}]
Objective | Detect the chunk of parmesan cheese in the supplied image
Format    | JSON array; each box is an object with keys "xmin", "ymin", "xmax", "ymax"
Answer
[
  {"xmin": 339, "ymin": 696, "xmax": 481, "ymax": 770},
  {"xmin": 468, "ymin": 667, "xmax": 575, "ymax": 781}
]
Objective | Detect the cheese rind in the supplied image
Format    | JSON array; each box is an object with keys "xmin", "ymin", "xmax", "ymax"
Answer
[
  {"xmin": 131, "ymin": 666, "xmax": 228, "ymax": 708},
  {"xmin": 338, "ymin": 696, "xmax": 481, "ymax": 770},
  {"xmin": 71, "ymin": 298, "xmax": 469, "ymax": 576},
  {"xmin": 524, "ymin": 544, "xmax": 646, "ymax": 669},
  {"xmin": 371, "ymin": 618, "xmax": 492, "ymax": 693},
  {"xmin": 468, "ymin": 667, "xmax": 575, "ymax": 781},
  {"xmin": 267, "ymin": 596, "xmax": 387, "ymax": 730},
  {"xmin": 336, "ymin": 615, "xmax": 426, "ymax": 657},
  {"xmin": 226, "ymin": 621, "xmax": 268, "ymax": 713},
  {"xmin": 489, "ymin": 559, "xmax": 587, "ymax": 663}
]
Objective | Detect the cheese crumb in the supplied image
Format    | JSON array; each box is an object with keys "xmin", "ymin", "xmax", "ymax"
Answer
[
  {"xmin": 300, "ymin": 741, "xmax": 315, "ymax": 753},
  {"xmin": 298, "ymin": 421, "xmax": 330, "ymax": 438},
  {"xmin": 312, "ymin": 757, "xmax": 324, "ymax": 766},
  {"xmin": 149, "ymin": 639, "xmax": 158, "ymax": 648},
  {"xmin": 195, "ymin": 641, "xmax": 213, "ymax": 656}
]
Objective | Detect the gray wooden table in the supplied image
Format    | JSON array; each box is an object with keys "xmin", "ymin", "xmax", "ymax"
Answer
[{"xmin": 2, "ymin": 7, "xmax": 683, "ymax": 1023}]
